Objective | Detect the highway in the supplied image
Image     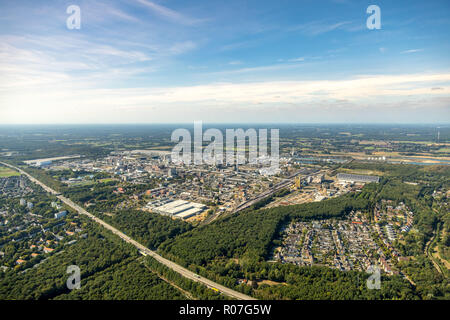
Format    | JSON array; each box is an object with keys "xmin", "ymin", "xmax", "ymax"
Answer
[{"xmin": 0, "ymin": 161, "xmax": 255, "ymax": 300}]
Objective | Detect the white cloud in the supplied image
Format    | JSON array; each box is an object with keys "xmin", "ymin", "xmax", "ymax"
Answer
[
  {"xmin": 105, "ymin": 7, "xmax": 140, "ymax": 23},
  {"xmin": 168, "ymin": 41, "xmax": 197, "ymax": 55},
  {"xmin": 401, "ymin": 49, "xmax": 424, "ymax": 54},
  {"xmin": 289, "ymin": 20, "xmax": 352, "ymax": 36},
  {"xmin": 1, "ymin": 72, "xmax": 449, "ymax": 123},
  {"xmin": 287, "ymin": 57, "xmax": 305, "ymax": 62},
  {"xmin": 135, "ymin": 0, "xmax": 206, "ymax": 25}
]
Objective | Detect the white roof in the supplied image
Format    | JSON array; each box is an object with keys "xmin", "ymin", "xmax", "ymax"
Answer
[
  {"xmin": 154, "ymin": 199, "xmax": 206, "ymax": 215},
  {"xmin": 165, "ymin": 203, "xmax": 195, "ymax": 215},
  {"xmin": 157, "ymin": 199, "xmax": 188, "ymax": 211},
  {"xmin": 175, "ymin": 207, "xmax": 204, "ymax": 218}
]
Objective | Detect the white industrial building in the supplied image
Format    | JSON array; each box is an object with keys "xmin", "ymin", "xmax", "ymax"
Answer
[
  {"xmin": 54, "ymin": 210, "xmax": 67, "ymax": 219},
  {"xmin": 337, "ymin": 173, "xmax": 380, "ymax": 184},
  {"xmin": 150, "ymin": 199, "xmax": 206, "ymax": 219}
]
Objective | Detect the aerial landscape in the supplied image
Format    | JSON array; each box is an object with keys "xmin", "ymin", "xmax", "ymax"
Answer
[{"xmin": 0, "ymin": 0, "xmax": 449, "ymax": 314}]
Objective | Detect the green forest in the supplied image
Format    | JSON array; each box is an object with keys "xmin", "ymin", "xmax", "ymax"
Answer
[{"xmin": 55, "ymin": 258, "xmax": 185, "ymax": 300}]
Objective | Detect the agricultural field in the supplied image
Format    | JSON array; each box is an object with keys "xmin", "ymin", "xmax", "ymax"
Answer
[{"xmin": 0, "ymin": 166, "xmax": 20, "ymax": 178}]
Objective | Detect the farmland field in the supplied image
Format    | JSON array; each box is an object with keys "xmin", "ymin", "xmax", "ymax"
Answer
[{"xmin": 0, "ymin": 166, "xmax": 20, "ymax": 177}]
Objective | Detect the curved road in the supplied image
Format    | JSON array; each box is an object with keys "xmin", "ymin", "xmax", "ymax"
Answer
[
  {"xmin": 424, "ymin": 223, "xmax": 444, "ymax": 275},
  {"xmin": 0, "ymin": 161, "xmax": 255, "ymax": 300}
]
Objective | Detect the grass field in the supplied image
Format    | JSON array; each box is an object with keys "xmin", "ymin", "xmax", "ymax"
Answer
[
  {"xmin": 438, "ymin": 147, "xmax": 450, "ymax": 153},
  {"xmin": 99, "ymin": 178, "xmax": 118, "ymax": 183},
  {"xmin": 337, "ymin": 168, "xmax": 385, "ymax": 176},
  {"xmin": 67, "ymin": 180, "xmax": 96, "ymax": 187},
  {"xmin": 0, "ymin": 166, "xmax": 20, "ymax": 178}
]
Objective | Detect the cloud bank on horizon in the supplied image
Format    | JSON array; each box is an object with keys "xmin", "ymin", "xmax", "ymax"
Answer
[{"xmin": 0, "ymin": 0, "xmax": 449, "ymax": 124}]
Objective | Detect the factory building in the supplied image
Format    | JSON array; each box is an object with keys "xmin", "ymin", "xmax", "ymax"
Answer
[
  {"xmin": 54, "ymin": 210, "xmax": 67, "ymax": 219},
  {"xmin": 151, "ymin": 199, "xmax": 206, "ymax": 219},
  {"xmin": 337, "ymin": 173, "xmax": 380, "ymax": 184},
  {"xmin": 312, "ymin": 174, "xmax": 324, "ymax": 184},
  {"xmin": 167, "ymin": 168, "xmax": 177, "ymax": 178}
]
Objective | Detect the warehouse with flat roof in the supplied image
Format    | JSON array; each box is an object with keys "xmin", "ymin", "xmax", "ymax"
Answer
[
  {"xmin": 337, "ymin": 173, "xmax": 380, "ymax": 183},
  {"xmin": 151, "ymin": 199, "xmax": 206, "ymax": 219}
]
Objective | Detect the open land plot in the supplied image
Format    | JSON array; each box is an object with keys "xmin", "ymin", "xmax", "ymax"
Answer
[{"xmin": 0, "ymin": 166, "xmax": 21, "ymax": 177}]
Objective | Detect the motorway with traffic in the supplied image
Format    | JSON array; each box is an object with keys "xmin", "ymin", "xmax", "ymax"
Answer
[{"xmin": 0, "ymin": 161, "xmax": 255, "ymax": 300}]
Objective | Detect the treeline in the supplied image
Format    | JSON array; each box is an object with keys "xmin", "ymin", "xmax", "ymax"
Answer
[
  {"xmin": 399, "ymin": 254, "xmax": 448, "ymax": 299},
  {"xmin": 343, "ymin": 162, "xmax": 450, "ymax": 186},
  {"xmin": 145, "ymin": 256, "xmax": 227, "ymax": 300},
  {"xmin": 55, "ymin": 258, "xmax": 185, "ymax": 300},
  {"xmin": 0, "ymin": 229, "xmax": 134, "ymax": 299},
  {"xmin": 18, "ymin": 166, "xmax": 65, "ymax": 192},
  {"xmin": 63, "ymin": 180, "xmax": 120, "ymax": 204},
  {"xmin": 0, "ymin": 134, "xmax": 107, "ymax": 162},
  {"xmin": 103, "ymin": 209, "xmax": 192, "ymax": 250},
  {"xmin": 254, "ymin": 263, "xmax": 417, "ymax": 300},
  {"xmin": 250, "ymin": 188, "xmax": 292, "ymax": 210}
]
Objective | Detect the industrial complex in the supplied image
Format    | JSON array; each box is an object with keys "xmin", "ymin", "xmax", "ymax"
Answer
[
  {"xmin": 145, "ymin": 199, "xmax": 207, "ymax": 220},
  {"xmin": 337, "ymin": 173, "xmax": 380, "ymax": 184}
]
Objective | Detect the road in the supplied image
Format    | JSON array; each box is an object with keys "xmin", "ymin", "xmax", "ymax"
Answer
[
  {"xmin": 424, "ymin": 222, "xmax": 444, "ymax": 275},
  {"xmin": 0, "ymin": 161, "xmax": 255, "ymax": 300}
]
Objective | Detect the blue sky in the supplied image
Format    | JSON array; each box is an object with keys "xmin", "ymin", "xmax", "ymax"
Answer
[{"xmin": 0, "ymin": 0, "xmax": 449, "ymax": 123}]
